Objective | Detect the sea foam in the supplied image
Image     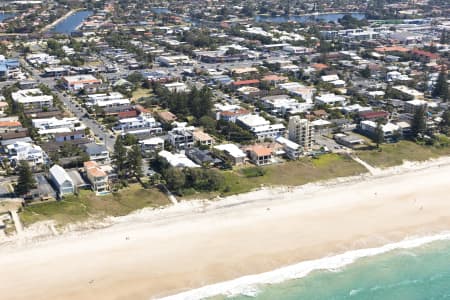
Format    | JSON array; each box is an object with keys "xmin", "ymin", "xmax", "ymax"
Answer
[{"xmin": 155, "ymin": 232, "xmax": 450, "ymax": 300}]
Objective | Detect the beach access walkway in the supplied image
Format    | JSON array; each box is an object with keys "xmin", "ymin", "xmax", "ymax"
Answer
[
  {"xmin": 350, "ymin": 154, "xmax": 381, "ymax": 175},
  {"xmin": 9, "ymin": 210, "xmax": 23, "ymax": 235}
]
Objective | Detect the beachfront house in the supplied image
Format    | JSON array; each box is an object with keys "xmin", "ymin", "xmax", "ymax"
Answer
[
  {"xmin": 247, "ymin": 145, "xmax": 273, "ymax": 166},
  {"xmin": 49, "ymin": 164, "xmax": 75, "ymax": 197},
  {"xmin": 214, "ymin": 144, "xmax": 247, "ymax": 165},
  {"xmin": 84, "ymin": 161, "xmax": 109, "ymax": 194}
]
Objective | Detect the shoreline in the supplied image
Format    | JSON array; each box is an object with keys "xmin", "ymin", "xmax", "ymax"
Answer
[
  {"xmin": 1, "ymin": 157, "xmax": 450, "ymax": 299},
  {"xmin": 158, "ymin": 232, "xmax": 450, "ymax": 299}
]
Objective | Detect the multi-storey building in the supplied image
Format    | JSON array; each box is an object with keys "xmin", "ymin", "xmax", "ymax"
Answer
[{"xmin": 288, "ymin": 116, "xmax": 314, "ymax": 152}]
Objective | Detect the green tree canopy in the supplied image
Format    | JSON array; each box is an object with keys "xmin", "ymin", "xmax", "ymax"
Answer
[{"xmin": 16, "ymin": 161, "xmax": 36, "ymax": 195}]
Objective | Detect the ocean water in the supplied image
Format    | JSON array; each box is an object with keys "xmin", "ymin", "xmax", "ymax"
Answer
[
  {"xmin": 224, "ymin": 239, "xmax": 450, "ymax": 300},
  {"xmin": 159, "ymin": 233, "xmax": 450, "ymax": 300}
]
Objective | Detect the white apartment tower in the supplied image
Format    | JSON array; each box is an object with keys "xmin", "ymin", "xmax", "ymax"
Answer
[{"xmin": 288, "ymin": 116, "xmax": 313, "ymax": 151}]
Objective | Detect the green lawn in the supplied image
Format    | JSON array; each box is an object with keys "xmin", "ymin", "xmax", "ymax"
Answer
[
  {"xmin": 132, "ymin": 88, "xmax": 152, "ymax": 101},
  {"xmin": 220, "ymin": 154, "xmax": 367, "ymax": 196},
  {"xmin": 20, "ymin": 185, "xmax": 170, "ymax": 227},
  {"xmin": 356, "ymin": 140, "xmax": 450, "ymax": 168}
]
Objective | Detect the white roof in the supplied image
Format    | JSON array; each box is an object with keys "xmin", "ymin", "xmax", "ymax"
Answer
[
  {"xmin": 214, "ymin": 144, "xmax": 246, "ymax": 158},
  {"xmin": 140, "ymin": 137, "xmax": 164, "ymax": 145},
  {"xmin": 252, "ymin": 123, "xmax": 285, "ymax": 132},
  {"xmin": 342, "ymin": 104, "xmax": 372, "ymax": 113},
  {"xmin": 361, "ymin": 120, "xmax": 400, "ymax": 133},
  {"xmin": 321, "ymin": 74, "xmax": 340, "ymax": 82},
  {"xmin": 311, "ymin": 119, "xmax": 332, "ymax": 126},
  {"xmin": 275, "ymin": 136, "xmax": 299, "ymax": 150},
  {"xmin": 49, "ymin": 164, "xmax": 74, "ymax": 186},
  {"xmin": 316, "ymin": 93, "xmax": 346, "ymax": 104},
  {"xmin": 237, "ymin": 114, "xmax": 270, "ymax": 127},
  {"xmin": 11, "ymin": 88, "xmax": 53, "ymax": 104},
  {"xmin": 331, "ymin": 79, "xmax": 346, "ymax": 86},
  {"xmin": 406, "ymin": 99, "xmax": 428, "ymax": 106},
  {"xmin": 95, "ymin": 99, "xmax": 130, "ymax": 107},
  {"xmin": 158, "ymin": 150, "xmax": 199, "ymax": 168}
]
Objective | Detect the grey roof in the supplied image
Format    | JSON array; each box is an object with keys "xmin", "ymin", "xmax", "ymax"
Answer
[
  {"xmin": 1, "ymin": 137, "xmax": 33, "ymax": 146},
  {"xmin": 49, "ymin": 164, "xmax": 74, "ymax": 186},
  {"xmin": 82, "ymin": 143, "xmax": 108, "ymax": 155},
  {"xmin": 33, "ymin": 174, "xmax": 57, "ymax": 198},
  {"xmin": 67, "ymin": 169, "xmax": 88, "ymax": 187}
]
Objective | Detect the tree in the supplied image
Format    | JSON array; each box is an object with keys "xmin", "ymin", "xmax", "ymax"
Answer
[
  {"xmin": 442, "ymin": 109, "xmax": 450, "ymax": 127},
  {"xmin": 374, "ymin": 121, "xmax": 384, "ymax": 148},
  {"xmin": 127, "ymin": 72, "xmax": 144, "ymax": 85},
  {"xmin": 360, "ymin": 65, "xmax": 371, "ymax": 78},
  {"xmin": 16, "ymin": 161, "xmax": 36, "ymax": 195},
  {"xmin": 128, "ymin": 144, "xmax": 143, "ymax": 179},
  {"xmin": 411, "ymin": 106, "xmax": 427, "ymax": 138},
  {"xmin": 433, "ymin": 69, "xmax": 449, "ymax": 102},
  {"xmin": 198, "ymin": 116, "xmax": 217, "ymax": 133},
  {"xmin": 164, "ymin": 168, "xmax": 186, "ymax": 193},
  {"xmin": 112, "ymin": 138, "xmax": 127, "ymax": 178}
]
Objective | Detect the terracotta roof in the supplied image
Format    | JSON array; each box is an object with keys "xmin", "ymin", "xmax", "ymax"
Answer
[
  {"xmin": 0, "ymin": 121, "xmax": 21, "ymax": 127},
  {"xmin": 374, "ymin": 46, "xmax": 409, "ymax": 53},
  {"xmin": 312, "ymin": 63, "xmax": 329, "ymax": 71},
  {"xmin": 220, "ymin": 109, "xmax": 250, "ymax": 117},
  {"xmin": 0, "ymin": 101, "xmax": 8, "ymax": 108},
  {"xmin": 411, "ymin": 49, "xmax": 439, "ymax": 60},
  {"xmin": 135, "ymin": 104, "xmax": 151, "ymax": 114},
  {"xmin": 84, "ymin": 161, "xmax": 107, "ymax": 177},
  {"xmin": 84, "ymin": 161, "xmax": 97, "ymax": 169},
  {"xmin": 157, "ymin": 111, "xmax": 177, "ymax": 123},
  {"xmin": 118, "ymin": 110, "xmax": 138, "ymax": 119},
  {"xmin": 359, "ymin": 111, "xmax": 388, "ymax": 119},
  {"xmin": 87, "ymin": 167, "xmax": 107, "ymax": 178},
  {"xmin": 193, "ymin": 130, "xmax": 214, "ymax": 142},
  {"xmin": 261, "ymin": 75, "xmax": 288, "ymax": 82},
  {"xmin": 232, "ymin": 79, "xmax": 260, "ymax": 86},
  {"xmin": 249, "ymin": 145, "xmax": 272, "ymax": 157}
]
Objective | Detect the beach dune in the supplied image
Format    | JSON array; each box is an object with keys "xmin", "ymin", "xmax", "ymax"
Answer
[{"xmin": 0, "ymin": 161, "xmax": 450, "ymax": 300}]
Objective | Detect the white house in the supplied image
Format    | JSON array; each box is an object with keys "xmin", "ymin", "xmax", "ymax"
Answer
[
  {"xmin": 315, "ymin": 94, "xmax": 347, "ymax": 106},
  {"xmin": 114, "ymin": 115, "xmax": 161, "ymax": 133},
  {"xmin": 163, "ymin": 82, "xmax": 190, "ymax": 93},
  {"xmin": 49, "ymin": 164, "xmax": 75, "ymax": 197},
  {"xmin": 237, "ymin": 114, "xmax": 285, "ymax": 140},
  {"xmin": 85, "ymin": 92, "xmax": 130, "ymax": 108},
  {"xmin": 62, "ymin": 75, "xmax": 102, "ymax": 91},
  {"xmin": 321, "ymin": 74, "xmax": 340, "ymax": 82},
  {"xmin": 11, "ymin": 88, "xmax": 53, "ymax": 110},
  {"xmin": 32, "ymin": 117, "xmax": 85, "ymax": 135},
  {"xmin": 275, "ymin": 136, "xmax": 301, "ymax": 159},
  {"xmin": 214, "ymin": 144, "xmax": 247, "ymax": 165},
  {"xmin": 360, "ymin": 120, "xmax": 400, "ymax": 141},
  {"xmin": 6, "ymin": 141, "xmax": 47, "ymax": 167},
  {"xmin": 158, "ymin": 150, "xmax": 199, "ymax": 168}
]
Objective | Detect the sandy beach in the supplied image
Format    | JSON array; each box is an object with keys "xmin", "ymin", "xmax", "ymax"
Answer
[{"xmin": 1, "ymin": 158, "xmax": 450, "ymax": 300}]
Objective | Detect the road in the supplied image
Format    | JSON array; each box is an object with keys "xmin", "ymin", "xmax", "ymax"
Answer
[{"xmin": 20, "ymin": 59, "xmax": 116, "ymax": 152}]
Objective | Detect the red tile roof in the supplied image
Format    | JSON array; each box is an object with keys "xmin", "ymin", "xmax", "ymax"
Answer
[
  {"xmin": 374, "ymin": 46, "xmax": 409, "ymax": 53},
  {"xmin": 249, "ymin": 145, "xmax": 273, "ymax": 156},
  {"xmin": 220, "ymin": 109, "xmax": 250, "ymax": 117},
  {"xmin": 411, "ymin": 49, "xmax": 439, "ymax": 60},
  {"xmin": 0, "ymin": 121, "xmax": 21, "ymax": 127},
  {"xmin": 359, "ymin": 111, "xmax": 388, "ymax": 120},
  {"xmin": 232, "ymin": 79, "xmax": 260, "ymax": 86},
  {"xmin": 118, "ymin": 110, "xmax": 138, "ymax": 119}
]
